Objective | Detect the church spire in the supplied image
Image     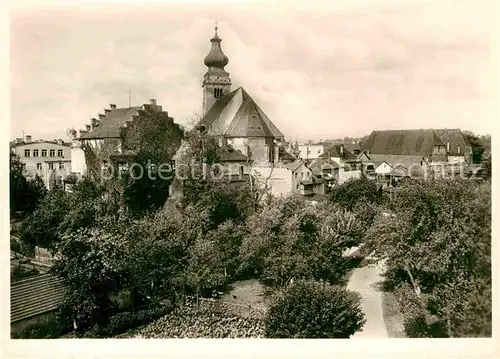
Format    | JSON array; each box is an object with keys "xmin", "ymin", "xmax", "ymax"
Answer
[
  {"xmin": 203, "ymin": 23, "xmax": 229, "ymax": 70},
  {"xmin": 202, "ymin": 24, "xmax": 232, "ymax": 116}
]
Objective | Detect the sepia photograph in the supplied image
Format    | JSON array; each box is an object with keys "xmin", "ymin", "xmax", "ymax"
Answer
[{"xmin": 2, "ymin": 0, "xmax": 498, "ymax": 356}]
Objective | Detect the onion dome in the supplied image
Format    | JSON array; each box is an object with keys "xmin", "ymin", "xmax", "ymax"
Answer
[{"xmin": 203, "ymin": 25, "xmax": 229, "ymax": 69}]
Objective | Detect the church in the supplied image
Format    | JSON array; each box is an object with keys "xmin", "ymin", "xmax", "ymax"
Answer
[{"xmin": 174, "ymin": 25, "xmax": 293, "ymax": 167}]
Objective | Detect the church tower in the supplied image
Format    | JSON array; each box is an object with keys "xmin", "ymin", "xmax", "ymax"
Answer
[{"xmin": 202, "ymin": 25, "xmax": 232, "ymax": 116}]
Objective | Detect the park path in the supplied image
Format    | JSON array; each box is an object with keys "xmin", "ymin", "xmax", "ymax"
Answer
[{"xmin": 347, "ymin": 257, "xmax": 388, "ymax": 339}]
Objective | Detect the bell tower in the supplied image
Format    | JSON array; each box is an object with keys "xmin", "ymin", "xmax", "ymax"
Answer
[{"xmin": 202, "ymin": 24, "xmax": 232, "ymax": 116}]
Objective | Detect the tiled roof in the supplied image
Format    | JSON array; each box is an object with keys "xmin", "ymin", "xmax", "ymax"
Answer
[
  {"xmin": 197, "ymin": 87, "xmax": 284, "ymax": 138},
  {"xmin": 11, "ymin": 273, "xmax": 65, "ymax": 323},
  {"xmin": 369, "ymin": 154, "xmax": 425, "ymax": 168},
  {"xmin": 362, "ymin": 129, "xmax": 445, "ymax": 156},
  {"xmin": 279, "ymin": 148, "xmax": 296, "ymax": 161},
  {"xmin": 319, "ymin": 144, "xmax": 358, "ymax": 161},
  {"xmin": 433, "ymin": 129, "xmax": 470, "ymax": 156},
  {"xmin": 81, "ymin": 107, "xmax": 141, "ymax": 139}
]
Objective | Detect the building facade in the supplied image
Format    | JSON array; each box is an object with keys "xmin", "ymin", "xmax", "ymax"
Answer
[{"xmin": 10, "ymin": 135, "xmax": 72, "ymax": 190}]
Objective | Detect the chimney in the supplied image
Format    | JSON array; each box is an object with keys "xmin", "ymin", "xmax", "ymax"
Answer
[
  {"xmin": 85, "ymin": 124, "xmax": 91, "ymax": 132},
  {"xmin": 340, "ymin": 144, "xmax": 344, "ymax": 156},
  {"xmin": 446, "ymin": 142, "xmax": 450, "ymax": 152},
  {"xmin": 104, "ymin": 108, "xmax": 111, "ymax": 114},
  {"xmin": 149, "ymin": 98, "xmax": 157, "ymax": 106},
  {"xmin": 56, "ymin": 139, "xmax": 63, "ymax": 145},
  {"xmin": 98, "ymin": 113, "xmax": 105, "ymax": 120},
  {"xmin": 91, "ymin": 118, "xmax": 99, "ymax": 129},
  {"xmin": 110, "ymin": 104, "xmax": 117, "ymax": 110},
  {"xmin": 25, "ymin": 134, "xmax": 32, "ymax": 143}
]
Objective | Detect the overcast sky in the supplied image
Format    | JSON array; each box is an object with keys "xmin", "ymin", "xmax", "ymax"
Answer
[{"xmin": 9, "ymin": 0, "xmax": 498, "ymax": 142}]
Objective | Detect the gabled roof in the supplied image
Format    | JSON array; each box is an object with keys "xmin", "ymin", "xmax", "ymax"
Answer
[
  {"xmin": 81, "ymin": 106, "xmax": 141, "ymax": 139},
  {"xmin": 433, "ymin": 129, "xmax": 470, "ymax": 156},
  {"xmin": 11, "ymin": 273, "xmax": 65, "ymax": 323},
  {"xmin": 198, "ymin": 87, "xmax": 284, "ymax": 138},
  {"xmin": 319, "ymin": 144, "xmax": 358, "ymax": 161},
  {"xmin": 279, "ymin": 148, "xmax": 296, "ymax": 161},
  {"xmin": 362, "ymin": 129, "xmax": 445, "ymax": 156}
]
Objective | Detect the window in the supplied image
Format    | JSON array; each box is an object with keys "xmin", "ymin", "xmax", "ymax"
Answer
[
  {"xmin": 57, "ymin": 149, "xmax": 63, "ymax": 157},
  {"xmin": 37, "ymin": 163, "xmax": 42, "ymax": 170},
  {"xmin": 59, "ymin": 162, "xmax": 64, "ymax": 169},
  {"xmin": 295, "ymin": 172, "xmax": 298, "ymax": 178},
  {"xmin": 33, "ymin": 149, "xmax": 39, "ymax": 157},
  {"xmin": 48, "ymin": 163, "xmax": 54, "ymax": 170},
  {"xmin": 24, "ymin": 149, "xmax": 30, "ymax": 157},
  {"xmin": 458, "ymin": 145, "xmax": 461, "ymax": 155},
  {"xmin": 41, "ymin": 149, "xmax": 47, "ymax": 157},
  {"xmin": 49, "ymin": 149, "xmax": 55, "ymax": 157}
]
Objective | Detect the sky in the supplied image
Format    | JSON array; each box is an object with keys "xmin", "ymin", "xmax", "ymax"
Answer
[{"xmin": 9, "ymin": 0, "xmax": 499, "ymax": 142}]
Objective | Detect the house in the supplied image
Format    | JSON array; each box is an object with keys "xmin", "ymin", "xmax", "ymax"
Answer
[
  {"xmin": 433, "ymin": 128, "xmax": 472, "ymax": 164},
  {"xmin": 361, "ymin": 129, "xmax": 472, "ymax": 172},
  {"xmin": 10, "ymin": 135, "xmax": 72, "ymax": 190},
  {"xmin": 374, "ymin": 161, "xmax": 409, "ymax": 188},
  {"xmin": 70, "ymin": 99, "xmax": 181, "ymax": 180},
  {"xmin": 10, "ymin": 273, "xmax": 65, "ymax": 334},
  {"xmin": 296, "ymin": 143, "xmax": 325, "ymax": 160},
  {"xmin": 319, "ymin": 144, "xmax": 363, "ymax": 184}
]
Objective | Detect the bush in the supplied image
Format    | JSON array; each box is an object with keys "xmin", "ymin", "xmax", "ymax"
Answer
[
  {"xmin": 83, "ymin": 306, "xmax": 171, "ymax": 338},
  {"xmin": 12, "ymin": 316, "xmax": 70, "ymax": 339},
  {"xmin": 394, "ymin": 283, "xmax": 429, "ymax": 338},
  {"xmin": 330, "ymin": 178, "xmax": 381, "ymax": 210},
  {"xmin": 264, "ymin": 280, "xmax": 365, "ymax": 338}
]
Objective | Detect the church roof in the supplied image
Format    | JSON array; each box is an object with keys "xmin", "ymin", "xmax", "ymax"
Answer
[
  {"xmin": 361, "ymin": 129, "xmax": 445, "ymax": 156},
  {"xmin": 198, "ymin": 87, "xmax": 284, "ymax": 139}
]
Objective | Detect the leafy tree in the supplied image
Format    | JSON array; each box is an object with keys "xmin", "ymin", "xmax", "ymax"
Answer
[
  {"xmin": 238, "ymin": 196, "xmax": 363, "ymax": 285},
  {"xmin": 330, "ymin": 178, "xmax": 382, "ymax": 211},
  {"xmin": 463, "ymin": 132, "xmax": 485, "ymax": 164},
  {"xmin": 52, "ymin": 227, "xmax": 130, "ymax": 329},
  {"xmin": 366, "ymin": 179, "xmax": 491, "ymax": 337},
  {"xmin": 19, "ymin": 188, "xmax": 69, "ymax": 251},
  {"xmin": 117, "ymin": 105, "xmax": 184, "ymax": 217},
  {"xmin": 10, "ymin": 153, "xmax": 47, "ymax": 216},
  {"xmin": 265, "ymin": 280, "xmax": 365, "ymax": 338}
]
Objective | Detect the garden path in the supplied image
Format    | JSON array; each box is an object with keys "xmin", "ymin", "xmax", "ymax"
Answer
[{"xmin": 347, "ymin": 257, "xmax": 388, "ymax": 338}]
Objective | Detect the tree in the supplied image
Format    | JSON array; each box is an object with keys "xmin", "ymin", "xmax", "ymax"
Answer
[
  {"xmin": 463, "ymin": 132, "xmax": 485, "ymax": 164},
  {"xmin": 265, "ymin": 280, "xmax": 365, "ymax": 338},
  {"xmin": 10, "ymin": 153, "xmax": 47, "ymax": 216},
  {"xmin": 365, "ymin": 179, "xmax": 491, "ymax": 337},
  {"xmin": 120, "ymin": 105, "xmax": 184, "ymax": 217},
  {"xmin": 330, "ymin": 177, "xmax": 382, "ymax": 211},
  {"xmin": 238, "ymin": 196, "xmax": 363, "ymax": 285}
]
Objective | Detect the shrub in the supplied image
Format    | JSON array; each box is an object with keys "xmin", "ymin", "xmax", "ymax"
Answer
[
  {"xmin": 394, "ymin": 283, "xmax": 429, "ymax": 338},
  {"xmin": 265, "ymin": 280, "xmax": 365, "ymax": 338},
  {"xmin": 83, "ymin": 306, "xmax": 171, "ymax": 338},
  {"xmin": 330, "ymin": 178, "xmax": 381, "ymax": 210},
  {"xmin": 12, "ymin": 316, "xmax": 70, "ymax": 339}
]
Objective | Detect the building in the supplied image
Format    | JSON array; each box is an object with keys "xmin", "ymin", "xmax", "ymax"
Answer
[
  {"xmin": 296, "ymin": 143, "xmax": 325, "ymax": 160},
  {"xmin": 319, "ymin": 144, "xmax": 363, "ymax": 184},
  {"xmin": 10, "ymin": 135, "xmax": 72, "ymax": 190},
  {"xmin": 361, "ymin": 129, "xmax": 471, "ymax": 170},
  {"xmin": 70, "ymin": 99, "xmax": 179, "ymax": 180},
  {"xmin": 188, "ymin": 26, "xmax": 289, "ymax": 165},
  {"xmin": 433, "ymin": 129, "xmax": 472, "ymax": 164},
  {"xmin": 10, "ymin": 273, "xmax": 65, "ymax": 334}
]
